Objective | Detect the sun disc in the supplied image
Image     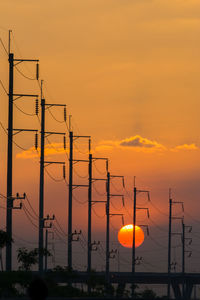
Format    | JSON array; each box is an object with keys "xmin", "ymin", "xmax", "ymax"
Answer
[{"xmin": 118, "ymin": 224, "xmax": 144, "ymax": 248}]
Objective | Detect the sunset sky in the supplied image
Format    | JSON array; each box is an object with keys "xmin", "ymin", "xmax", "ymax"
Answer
[{"xmin": 1, "ymin": 0, "xmax": 200, "ymax": 280}]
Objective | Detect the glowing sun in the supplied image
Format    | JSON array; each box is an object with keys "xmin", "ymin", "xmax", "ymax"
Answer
[{"xmin": 118, "ymin": 224, "xmax": 144, "ymax": 248}]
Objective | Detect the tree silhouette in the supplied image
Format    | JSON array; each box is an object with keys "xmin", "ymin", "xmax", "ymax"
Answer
[
  {"xmin": 17, "ymin": 247, "xmax": 51, "ymax": 271},
  {"xmin": 0, "ymin": 230, "xmax": 13, "ymax": 271}
]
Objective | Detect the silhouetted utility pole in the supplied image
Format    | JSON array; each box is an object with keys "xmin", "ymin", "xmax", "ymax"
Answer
[
  {"xmin": 182, "ymin": 221, "xmax": 192, "ymax": 298},
  {"xmin": 106, "ymin": 171, "xmax": 110, "ymax": 285},
  {"xmin": 6, "ymin": 30, "xmax": 39, "ymax": 271},
  {"xmin": 45, "ymin": 229, "xmax": 48, "ymax": 272},
  {"xmin": 168, "ymin": 191, "xmax": 172, "ymax": 299},
  {"xmin": 39, "ymin": 86, "xmax": 66, "ymax": 272},
  {"xmin": 68, "ymin": 131, "xmax": 73, "ymax": 270},
  {"xmin": 106, "ymin": 173, "xmax": 124, "ymax": 292},
  {"xmin": 43, "ymin": 215, "xmax": 54, "ymax": 272},
  {"xmin": 132, "ymin": 186, "xmax": 136, "ymax": 277},
  {"xmin": 68, "ymin": 133, "xmax": 90, "ymax": 270},
  {"xmin": 87, "ymin": 153, "xmax": 107, "ymax": 285},
  {"xmin": 167, "ymin": 190, "xmax": 184, "ymax": 299},
  {"xmin": 131, "ymin": 181, "xmax": 150, "ymax": 298}
]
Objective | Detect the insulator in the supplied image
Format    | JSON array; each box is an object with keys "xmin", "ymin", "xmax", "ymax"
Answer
[
  {"xmin": 148, "ymin": 192, "xmax": 150, "ymax": 201},
  {"xmin": 147, "ymin": 227, "xmax": 149, "ymax": 236},
  {"xmin": 122, "ymin": 177, "xmax": 125, "ymax": 188},
  {"xmin": 64, "ymin": 106, "xmax": 67, "ymax": 122},
  {"xmin": 35, "ymin": 98, "xmax": 39, "ymax": 115},
  {"xmin": 106, "ymin": 160, "xmax": 108, "ymax": 172},
  {"xmin": 89, "ymin": 139, "xmax": 91, "ymax": 153},
  {"xmin": 63, "ymin": 165, "xmax": 66, "ymax": 179},
  {"xmin": 35, "ymin": 133, "xmax": 38, "ymax": 150},
  {"xmin": 63, "ymin": 135, "xmax": 66, "ymax": 150},
  {"xmin": 122, "ymin": 196, "xmax": 125, "ymax": 207},
  {"xmin": 36, "ymin": 63, "xmax": 39, "ymax": 80}
]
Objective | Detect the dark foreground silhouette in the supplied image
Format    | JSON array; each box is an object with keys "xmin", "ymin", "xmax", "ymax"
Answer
[{"xmin": 28, "ymin": 278, "xmax": 48, "ymax": 300}]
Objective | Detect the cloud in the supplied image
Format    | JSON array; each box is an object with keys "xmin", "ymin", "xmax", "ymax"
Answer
[
  {"xmin": 119, "ymin": 135, "xmax": 165, "ymax": 149},
  {"xmin": 171, "ymin": 143, "xmax": 198, "ymax": 152},
  {"xmin": 95, "ymin": 135, "xmax": 166, "ymax": 152},
  {"xmin": 16, "ymin": 143, "xmax": 67, "ymax": 159}
]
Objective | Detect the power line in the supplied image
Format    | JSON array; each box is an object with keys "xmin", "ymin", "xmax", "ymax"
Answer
[
  {"xmin": 44, "ymin": 168, "xmax": 64, "ymax": 182},
  {"xmin": 22, "ymin": 206, "xmax": 38, "ymax": 229},
  {"xmin": 0, "ymin": 121, "xmax": 27, "ymax": 150},
  {"xmin": 0, "ymin": 79, "xmax": 8, "ymax": 94},
  {"xmin": 14, "ymin": 65, "xmax": 36, "ymax": 81},
  {"xmin": 23, "ymin": 202, "xmax": 38, "ymax": 221},
  {"xmin": 92, "ymin": 206, "xmax": 105, "ymax": 219},
  {"xmin": 0, "ymin": 38, "xmax": 8, "ymax": 55},
  {"xmin": 14, "ymin": 102, "xmax": 36, "ymax": 116},
  {"xmin": 25, "ymin": 195, "xmax": 39, "ymax": 218},
  {"xmin": 48, "ymin": 107, "xmax": 65, "ymax": 123}
]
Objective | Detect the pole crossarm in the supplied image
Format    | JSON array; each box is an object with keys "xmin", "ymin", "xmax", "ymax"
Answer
[
  {"xmin": 73, "ymin": 159, "xmax": 89, "ymax": 165},
  {"xmin": 13, "ymin": 128, "xmax": 38, "ymax": 136},
  {"xmin": 91, "ymin": 200, "xmax": 106, "ymax": 203},
  {"xmin": 13, "ymin": 94, "xmax": 38, "ymax": 101},
  {"xmin": 45, "ymin": 131, "xmax": 65, "ymax": 135},
  {"xmin": 92, "ymin": 157, "xmax": 108, "ymax": 161},
  {"xmin": 172, "ymin": 201, "xmax": 184, "ymax": 211},
  {"xmin": 92, "ymin": 178, "xmax": 106, "ymax": 182},
  {"xmin": 137, "ymin": 190, "xmax": 150, "ymax": 201},
  {"xmin": 172, "ymin": 217, "xmax": 184, "ymax": 220},
  {"xmin": 45, "ymin": 103, "xmax": 66, "ymax": 107},
  {"xmin": 44, "ymin": 161, "xmax": 65, "ymax": 168},
  {"xmin": 136, "ymin": 207, "xmax": 150, "ymax": 218},
  {"xmin": 72, "ymin": 184, "xmax": 88, "ymax": 190},
  {"xmin": 73, "ymin": 135, "xmax": 91, "ymax": 139},
  {"xmin": 110, "ymin": 213, "xmax": 124, "ymax": 225},
  {"xmin": 14, "ymin": 58, "xmax": 39, "ymax": 62},
  {"xmin": 110, "ymin": 175, "xmax": 125, "ymax": 188}
]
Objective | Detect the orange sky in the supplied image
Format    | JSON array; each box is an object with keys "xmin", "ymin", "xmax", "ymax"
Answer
[{"xmin": 1, "ymin": 0, "xmax": 200, "ymax": 274}]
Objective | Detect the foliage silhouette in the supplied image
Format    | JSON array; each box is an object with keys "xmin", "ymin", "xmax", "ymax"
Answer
[{"xmin": 17, "ymin": 247, "xmax": 51, "ymax": 271}]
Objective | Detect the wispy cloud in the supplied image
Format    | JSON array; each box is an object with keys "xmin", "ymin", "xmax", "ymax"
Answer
[
  {"xmin": 119, "ymin": 135, "xmax": 165, "ymax": 149},
  {"xmin": 95, "ymin": 135, "xmax": 166, "ymax": 152},
  {"xmin": 16, "ymin": 143, "xmax": 67, "ymax": 159},
  {"xmin": 171, "ymin": 143, "xmax": 198, "ymax": 152}
]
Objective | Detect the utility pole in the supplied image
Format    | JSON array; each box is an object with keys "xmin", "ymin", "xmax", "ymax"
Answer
[
  {"xmin": 6, "ymin": 31, "xmax": 39, "ymax": 271},
  {"xmin": 68, "ymin": 131, "xmax": 73, "ymax": 271},
  {"xmin": 43, "ymin": 214, "xmax": 55, "ymax": 272},
  {"xmin": 168, "ymin": 190, "xmax": 172, "ymax": 299},
  {"xmin": 167, "ymin": 190, "xmax": 184, "ymax": 299},
  {"xmin": 39, "ymin": 85, "xmax": 66, "ymax": 272},
  {"xmin": 131, "ymin": 185, "xmax": 137, "ymax": 298},
  {"xmin": 132, "ymin": 186, "xmax": 136, "ymax": 275},
  {"xmin": 88, "ymin": 144, "xmax": 92, "ymax": 276},
  {"xmin": 6, "ymin": 38, "xmax": 14, "ymax": 272},
  {"xmin": 88, "ymin": 157, "xmax": 107, "ymax": 276},
  {"xmin": 182, "ymin": 221, "xmax": 185, "ymax": 297},
  {"xmin": 106, "ymin": 173, "xmax": 124, "ymax": 294},
  {"xmin": 106, "ymin": 171, "xmax": 110, "ymax": 285},
  {"xmin": 39, "ymin": 95, "xmax": 45, "ymax": 273},
  {"xmin": 131, "ymin": 182, "xmax": 150, "ymax": 298},
  {"xmin": 45, "ymin": 229, "xmax": 48, "ymax": 272},
  {"xmin": 68, "ymin": 132, "xmax": 90, "ymax": 271}
]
